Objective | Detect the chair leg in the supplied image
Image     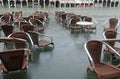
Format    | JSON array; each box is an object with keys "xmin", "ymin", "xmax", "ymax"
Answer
[{"xmin": 87, "ymin": 68, "xmax": 98, "ymax": 79}]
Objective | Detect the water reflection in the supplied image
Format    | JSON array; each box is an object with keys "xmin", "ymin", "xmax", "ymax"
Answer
[
  {"xmin": 3, "ymin": 71, "xmax": 31, "ymax": 79},
  {"xmin": 30, "ymin": 46, "xmax": 54, "ymax": 64}
]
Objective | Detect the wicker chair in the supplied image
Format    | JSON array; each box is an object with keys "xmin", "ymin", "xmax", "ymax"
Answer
[
  {"xmin": 1, "ymin": 13, "xmax": 13, "ymax": 24},
  {"xmin": 27, "ymin": 31, "xmax": 54, "ymax": 49},
  {"xmin": 21, "ymin": 24, "xmax": 34, "ymax": 32},
  {"xmin": 1, "ymin": 24, "xmax": 14, "ymax": 37},
  {"xmin": 8, "ymin": 31, "xmax": 34, "ymax": 49},
  {"xmin": 103, "ymin": 30, "xmax": 120, "ymax": 66},
  {"xmin": 84, "ymin": 16, "xmax": 97, "ymax": 33},
  {"xmin": 85, "ymin": 40, "xmax": 120, "ymax": 79},
  {"xmin": 29, "ymin": 18, "xmax": 44, "ymax": 32},
  {"xmin": 0, "ymin": 49, "xmax": 29, "ymax": 73},
  {"xmin": 103, "ymin": 18, "xmax": 119, "ymax": 31},
  {"xmin": 0, "ymin": 38, "xmax": 30, "ymax": 74},
  {"xmin": 69, "ymin": 15, "xmax": 82, "ymax": 33}
]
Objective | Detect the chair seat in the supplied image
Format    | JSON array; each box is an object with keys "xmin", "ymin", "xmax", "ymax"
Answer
[
  {"xmin": 104, "ymin": 28, "xmax": 116, "ymax": 31},
  {"xmin": 38, "ymin": 40, "xmax": 52, "ymax": 47},
  {"xmin": 88, "ymin": 63, "xmax": 120, "ymax": 79},
  {"xmin": 34, "ymin": 27, "xmax": 44, "ymax": 31}
]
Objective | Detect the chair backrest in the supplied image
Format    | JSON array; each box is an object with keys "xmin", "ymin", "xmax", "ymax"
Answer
[
  {"xmin": 1, "ymin": 13, "xmax": 12, "ymax": 23},
  {"xmin": 43, "ymin": 12, "xmax": 49, "ymax": 19},
  {"xmin": 29, "ymin": 18, "xmax": 43, "ymax": 27},
  {"xmin": 27, "ymin": 31, "xmax": 39, "ymax": 46},
  {"xmin": 1, "ymin": 24, "xmax": 14, "ymax": 37},
  {"xmin": 70, "ymin": 15, "xmax": 81, "ymax": 26},
  {"xmin": 85, "ymin": 40, "xmax": 102, "ymax": 64},
  {"xmin": 109, "ymin": 18, "xmax": 118, "ymax": 29},
  {"xmin": 9, "ymin": 31, "xmax": 28, "ymax": 40},
  {"xmin": 0, "ymin": 49, "xmax": 24, "ymax": 72},
  {"xmin": 84, "ymin": 16, "xmax": 92, "ymax": 22},
  {"xmin": 61, "ymin": 13, "xmax": 67, "ymax": 20},
  {"xmin": 103, "ymin": 30, "xmax": 117, "ymax": 47},
  {"xmin": 19, "ymin": 21, "xmax": 30, "ymax": 30},
  {"xmin": 21, "ymin": 24, "xmax": 34, "ymax": 32},
  {"xmin": 8, "ymin": 31, "xmax": 33, "ymax": 49},
  {"xmin": 13, "ymin": 11, "xmax": 22, "ymax": 20},
  {"xmin": 34, "ymin": 15, "xmax": 44, "ymax": 22}
]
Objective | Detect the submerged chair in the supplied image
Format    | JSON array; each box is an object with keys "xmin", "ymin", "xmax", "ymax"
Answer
[
  {"xmin": 29, "ymin": 18, "xmax": 44, "ymax": 32},
  {"xmin": 69, "ymin": 15, "xmax": 82, "ymax": 33},
  {"xmin": 103, "ymin": 30, "xmax": 120, "ymax": 65},
  {"xmin": 85, "ymin": 40, "xmax": 120, "ymax": 79},
  {"xmin": 0, "ymin": 49, "xmax": 29, "ymax": 73},
  {"xmin": 1, "ymin": 13, "xmax": 13, "ymax": 24},
  {"xmin": 84, "ymin": 16, "xmax": 97, "ymax": 33},
  {"xmin": 1, "ymin": 24, "xmax": 14, "ymax": 37},
  {"xmin": 0, "ymin": 37, "xmax": 28, "ymax": 50},
  {"xmin": 8, "ymin": 31, "xmax": 34, "ymax": 50},
  {"xmin": 27, "ymin": 31, "xmax": 54, "ymax": 48},
  {"xmin": 0, "ymin": 38, "xmax": 30, "ymax": 74},
  {"xmin": 21, "ymin": 24, "xmax": 34, "ymax": 32},
  {"xmin": 103, "ymin": 17, "xmax": 119, "ymax": 31}
]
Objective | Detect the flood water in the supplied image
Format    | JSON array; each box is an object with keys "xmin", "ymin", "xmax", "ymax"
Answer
[{"xmin": 0, "ymin": 6, "xmax": 120, "ymax": 79}]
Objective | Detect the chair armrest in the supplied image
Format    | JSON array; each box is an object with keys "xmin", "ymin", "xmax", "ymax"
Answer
[
  {"xmin": 102, "ymin": 18, "xmax": 108, "ymax": 28},
  {"xmin": 92, "ymin": 17, "xmax": 98, "ymax": 26},
  {"xmin": 103, "ymin": 42, "xmax": 120, "ymax": 58},
  {"xmin": 37, "ymin": 32, "xmax": 53, "ymax": 43},
  {"xmin": 36, "ymin": 18, "xmax": 44, "ymax": 26},
  {"xmin": 84, "ymin": 43, "xmax": 95, "ymax": 70},
  {"xmin": 68, "ymin": 18, "xmax": 72, "ymax": 27},
  {"xmin": 0, "ymin": 15, "xmax": 3, "ymax": 23},
  {"xmin": 115, "ymin": 19, "xmax": 120, "ymax": 30}
]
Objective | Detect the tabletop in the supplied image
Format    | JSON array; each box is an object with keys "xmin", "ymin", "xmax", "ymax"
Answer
[{"xmin": 76, "ymin": 21, "xmax": 93, "ymax": 26}]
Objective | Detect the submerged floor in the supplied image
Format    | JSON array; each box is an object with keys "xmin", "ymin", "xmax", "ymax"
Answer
[{"xmin": 0, "ymin": 7, "xmax": 120, "ymax": 79}]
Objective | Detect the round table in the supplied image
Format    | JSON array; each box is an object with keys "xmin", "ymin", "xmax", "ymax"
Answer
[
  {"xmin": 76, "ymin": 21, "xmax": 93, "ymax": 40},
  {"xmin": 76, "ymin": 21, "xmax": 93, "ymax": 26}
]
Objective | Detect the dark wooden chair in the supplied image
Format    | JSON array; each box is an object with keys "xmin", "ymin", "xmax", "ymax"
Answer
[
  {"xmin": 61, "ymin": 13, "xmax": 67, "ymax": 24},
  {"xmin": 8, "ymin": 31, "xmax": 34, "ymax": 51},
  {"xmin": 1, "ymin": 24, "xmax": 14, "ymax": 37},
  {"xmin": 0, "ymin": 38, "xmax": 30, "ymax": 74},
  {"xmin": 1, "ymin": 13, "xmax": 12, "ymax": 24},
  {"xmin": 69, "ymin": 15, "xmax": 82, "ymax": 33},
  {"xmin": 103, "ymin": 17, "xmax": 119, "ymax": 31},
  {"xmin": 29, "ymin": 18, "xmax": 44, "ymax": 32},
  {"xmin": 21, "ymin": 24, "xmax": 34, "ymax": 32},
  {"xmin": 0, "ymin": 49, "xmax": 29, "ymax": 73},
  {"xmin": 8, "ymin": 32, "xmax": 33, "ymax": 58},
  {"xmin": 85, "ymin": 40, "xmax": 120, "ymax": 79},
  {"xmin": 13, "ymin": 18, "xmax": 29, "ymax": 31},
  {"xmin": 27, "ymin": 31, "xmax": 54, "ymax": 49}
]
